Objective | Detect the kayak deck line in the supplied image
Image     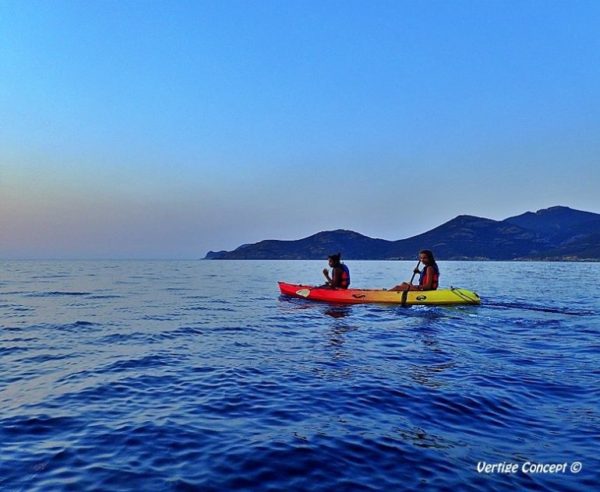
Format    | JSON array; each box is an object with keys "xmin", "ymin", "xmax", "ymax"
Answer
[{"xmin": 278, "ymin": 281, "xmax": 480, "ymax": 306}]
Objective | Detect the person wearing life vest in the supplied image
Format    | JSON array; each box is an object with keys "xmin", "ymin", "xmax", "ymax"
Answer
[
  {"xmin": 390, "ymin": 250, "xmax": 439, "ymax": 291},
  {"xmin": 322, "ymin": 253, "xmax": 350, "ymax": 289}
]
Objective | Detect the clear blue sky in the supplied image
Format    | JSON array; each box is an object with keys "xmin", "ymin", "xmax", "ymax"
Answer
[{"xmin": 1, "ymin": 0, "xmax": 599, "ymax": 259}]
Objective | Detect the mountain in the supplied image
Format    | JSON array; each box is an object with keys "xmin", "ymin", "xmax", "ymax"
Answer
[
  {"xmin": 504, "ymin": 206, "xmax": 600, "ymax": 242},
  {"xmin": 388, "ymin": 215, "xmax": 550, "ymax": 260},
  {"xmin": 206, "ymin": 230, "xmax": 393, "ymax": 260},
  {"xmin": 503, "ymin": 206, "xmax": 600, "ymax": 259},
  {"xmin": 204, "ymin": 206, "xmax": 600, "ymax": 260}
]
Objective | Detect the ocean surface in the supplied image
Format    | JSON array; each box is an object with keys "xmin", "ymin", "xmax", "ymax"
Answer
[{"xmin": 1, "ymin": 260, "xmax": 598, "ymax": 491}]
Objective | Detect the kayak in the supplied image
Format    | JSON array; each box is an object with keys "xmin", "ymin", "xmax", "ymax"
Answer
[{"xmin": 278, "ymin": 281, "xmax": 480, "ymax": 306}]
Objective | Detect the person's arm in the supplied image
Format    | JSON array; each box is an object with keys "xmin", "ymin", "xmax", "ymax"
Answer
[
  {"xmin": 390, "ymin": 266, "xmax": 425, "ymax": 291},
  {"xmin": 322, "ymin": 268, "xmax": 332, "ymax": 285},
  {"xmin": 331, "ymin": 267, "xmax": 341, "ymax": 288}
]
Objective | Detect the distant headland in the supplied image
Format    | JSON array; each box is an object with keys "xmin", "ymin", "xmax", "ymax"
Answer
[{"xmin": 205, "ymin": 206, "xmax": 600, "ymax": 261}]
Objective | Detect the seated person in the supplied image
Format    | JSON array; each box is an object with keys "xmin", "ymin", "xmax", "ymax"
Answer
[
  {"xmin": 390, "ymin": 250, "xmax": 439, "ymax": 291},
  {"xmin": 322, "ymin": 253, "xmax": 350, "ymax": 289}
]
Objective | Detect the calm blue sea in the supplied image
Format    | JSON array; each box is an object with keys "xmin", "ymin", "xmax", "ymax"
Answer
[{"xmin": 1, "ymin": 260, "xmax": 598, "ymax": 491}]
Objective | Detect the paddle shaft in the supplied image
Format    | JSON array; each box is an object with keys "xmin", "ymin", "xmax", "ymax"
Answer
[
  {"xmin": 401, "ymin": 260, "xmax": 421, "ymax": 307},
  {"xmin": 409, "ymin": 260, "xmax": 421, "ymax": 286}
]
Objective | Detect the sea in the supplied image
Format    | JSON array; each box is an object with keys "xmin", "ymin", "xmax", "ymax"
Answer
[{"xmin": 1, "ymin": 260, "xmax": 598, "ymax": 491}]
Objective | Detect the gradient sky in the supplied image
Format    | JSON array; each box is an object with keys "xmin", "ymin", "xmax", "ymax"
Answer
[{"xmin": 1, "ymin": 0, "xmax": 599, "ymax": 259}]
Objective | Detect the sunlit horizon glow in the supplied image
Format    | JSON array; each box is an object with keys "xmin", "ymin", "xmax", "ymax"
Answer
[{"xmin": 1, "ymin": 1, "xmax": 599, "ymax": 259}]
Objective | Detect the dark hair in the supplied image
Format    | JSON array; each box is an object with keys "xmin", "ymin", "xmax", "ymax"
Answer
[
  {"xmin": 328, "ymin": 253, "xmax": 342, "ymax": 265},
  {"xmin": 419, "ymin": 249, "xmax": 439, "ymax": 272}
]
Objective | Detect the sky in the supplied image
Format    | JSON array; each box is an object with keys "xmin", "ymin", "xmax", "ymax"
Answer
[{"xmin": 1, "ymin": 0, "xmax": 599, "ymax": 259}]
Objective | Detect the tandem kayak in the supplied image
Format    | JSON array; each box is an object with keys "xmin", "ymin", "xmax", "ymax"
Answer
[{"xmin": 278, "ymin": 282, "xmax": 480, "ymax": 306}]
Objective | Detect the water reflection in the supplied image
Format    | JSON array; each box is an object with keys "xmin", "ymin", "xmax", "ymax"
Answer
[
  {"xmin": 410, "ymin": 319, "xmax": 456, "ymax": 389},
  {"xmin": 324, "ymin": 306, "xmax": 352, "ymax": 319},
  {"xmin": 408, "ymin": 361, "xmax": 456, "ymax": 389},
  {"xmin": 327, "ymin": 324, "xmax": 357, "ymax": 348},
  {"xmin": 395, "ymin": 427, "xmax": 454, "ymax": 450}
]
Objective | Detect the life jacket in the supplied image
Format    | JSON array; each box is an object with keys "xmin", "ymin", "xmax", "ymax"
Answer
[
  {"xmin": 419, "ymin": 264, "xmax": 439, "ymax": 290},
  {"xmin": 340, "ymin": 263, "xmax": 350, "ymax": 289}
]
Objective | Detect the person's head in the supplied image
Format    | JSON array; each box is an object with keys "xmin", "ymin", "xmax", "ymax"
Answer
[
  {"xmin": 419, "ymin": 250, "xmax": 436, "ymax": 266},
  {"xmin": 328, "ymin": 253, "xmax": 341, "ymax": 267}
]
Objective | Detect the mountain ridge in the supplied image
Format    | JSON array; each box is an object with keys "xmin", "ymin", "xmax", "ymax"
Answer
[{"xmin": 205, "ymin": 206, "xmax": 600, "ymax": 260}]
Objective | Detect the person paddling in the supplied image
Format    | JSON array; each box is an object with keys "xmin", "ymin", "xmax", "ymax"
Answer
[
  {"xmin": 322, "ymin": 253, "xmax": 350, "ymax": 289},
  {"xmin": 390, "ymin": 250, "xmax": 439, "ymax": 291}
]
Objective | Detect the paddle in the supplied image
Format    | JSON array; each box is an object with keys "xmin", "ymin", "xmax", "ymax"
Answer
[{"xmin": 401, "ymin": 260, "xmax": 421, "ymax": 307}]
